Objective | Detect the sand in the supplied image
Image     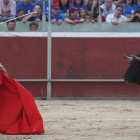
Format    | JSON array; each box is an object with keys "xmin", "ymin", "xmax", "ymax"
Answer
[{"xmin": 1, "ymin": 100, "xmax": 140, "ymax": 140}]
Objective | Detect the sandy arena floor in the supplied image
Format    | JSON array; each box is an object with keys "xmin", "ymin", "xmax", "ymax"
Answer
[{"xmin": 1, "ymin": 100, "xmax": 140, "ymax": 140}]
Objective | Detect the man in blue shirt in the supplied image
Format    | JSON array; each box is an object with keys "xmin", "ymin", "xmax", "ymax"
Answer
[
  {"xmin": 22, "ymin": 4, "xmax": 48, "ymax": 23},
  {"xmin": 49, "ymin": 4, "xmax": 66, "ymax": 25},
  {"xmin": 33, "ymin": 0, "xmax": 53, "ymax": 16},
  {"xmin": 16, "ymin": 8, "xmax": 25, "ymax": 21},
  {"xmin": 16, "ymin": 0, "xmax": 34, "ymax": 14}
]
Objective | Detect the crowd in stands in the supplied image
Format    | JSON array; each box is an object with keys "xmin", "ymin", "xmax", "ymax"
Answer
[{"xmin": 0, "ymin": 0, "xmax": 140, "ymax": 31}]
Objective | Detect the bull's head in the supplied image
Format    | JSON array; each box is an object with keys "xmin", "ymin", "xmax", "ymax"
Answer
[{"xmin": 123, "ymin": 54, "xmax": 140, "ymax": 85}]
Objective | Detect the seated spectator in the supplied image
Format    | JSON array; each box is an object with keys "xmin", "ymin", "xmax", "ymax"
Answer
[
  {"xmin": 93, "ymin": 13, "xmax": 106, "ymax": 22},
  {"xmin": 85, "ymin": 13, "xmax": 95, "ymax": 22},
  {"xmin": 16, "ymin": 0, "xmax": 34, "ymax": 14},
  {"xmin": 33, "ymin": 0, "xmax": 53, "ymax": 16},
  {"xmin": 85, "ymin": 14, "xmax": 91, "ymax": 22},
  {"xmin": 106, "ymin": 4, "xmax": 127, "ymax": 24},
  {"xmin": 93, "ymin": 7, "xmax": 106, "ymax": 22},
  {"xmin": 65, "ymin": 7, "xmax": 85, "ymax": 24},
  {"xmin": 131, "ymin": 8, "xmax": 140, "ymax": 22},
  {"xmin": 59, "ymin": 0, "xmax": 70, "ymax": 17},
  {"xmin": 101, "ymin": 0, "xmax": 116, "ymax": 17},
  {"xmin": 95, "ymin": 7, "xmax": 103, "ymax": 13},
  {"xmin": 16, "ymin": 8, "xmax": 25, "ymax": 21},
  {"xmin": 79, "ymin": 8, "xmax": 89, "ymax": 19},
  {"xmin": 122, "ymin": 0, "xmax": 138, "ymax": 18},
  {"xmin": 22, "ymin": 4, "xmax": 48, "ymax": 23},
  {"xmin": 7, "ymin": 20, "xmax": 16, "ymax": 31},
  {"xmin": 90, "ymin": 0, "xmax": 100, "ymax": 16},
  {"xmin": 48, "ymin": 4, "xmax": 66, "ymax": 25},
  {"xmin": 122, "ymin": 8, "xmax": 140, "ymax": 22},
  {"xmin": 70, "ymin": 0, "xmax": 88, "ymax": 10},
  {"xmin": 89, "ymin": 0, "xmax": 120, "ymax": 15},
  {"xmin": 30, "ymin": 21, "xmax": 38, "ymax": 31},
  {"xmin": 0, "ymin": 8, "xmax": 15, "ymax": 22},
  {"xmin": 0, "ymin": 0, "xmax": 16, "ymax": 16}
]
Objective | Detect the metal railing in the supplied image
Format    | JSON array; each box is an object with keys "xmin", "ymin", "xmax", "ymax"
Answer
[
  {"xmin": 1, "ymin": 22, "xmax": 140, "ymax": 32},
  {"xmin": 15, "ymin": 79, "xmax": 124, "ymax": 82}
]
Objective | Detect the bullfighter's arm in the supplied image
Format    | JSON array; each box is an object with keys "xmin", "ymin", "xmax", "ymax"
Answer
[{"xmin": 0, "ymin": 63, "xmax": 8, "ymax": 76}]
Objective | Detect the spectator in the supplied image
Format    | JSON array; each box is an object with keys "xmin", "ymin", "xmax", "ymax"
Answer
[
  {"xmin": 79, "ymin": 8, "xmax": 89, "ymax": 19},
  {"xmin": 16, "ymin": 8, "xmax": 25, "ymax": 21},
  {"xmin": 89, "ymin": 0, "xmax": 120, "ymax": 15},
  {"xmin": 85, "ymin": 13, "xmax": 95, "ymax": 22},
  {"xmin": 0, "ymin": 0, "xmax": 16, "ymax": 16},
  {"xmin": 101, "ymin": 0, "xmax": 116, "ymax": 17},
  {"xmin": 30, "ymin": 21, "xmax": 38, "ymax": 31},
  {"xmin": 93, "ymin": 7, "xmax": 106, "ymax": 22},
  {"xmin": 0, "ymin": 8, "xmax": 15, "ymax": 22},
  {"xmin": 132, "ymin": 8, "xmax": 140, "ymax": 21},
  {"xmin": 59, "ymin": 0, "xmax": 70, "ymax": 17},
  {"xmin": 22, "ymin": 4, "xmax": 48, "ymax": 23},
  {"xmin": 7, "ymin": 20, "xmax": 16, "ymax": 31},
  {"xmin": 85, "ymin": 14, "xmax": 91, "ymax": 22},
  {"xmin": 70, "ymin": 0, "xmax": 88, "ymax": 9},
  {"xmin": 122, "ymin": 8, "xmax": 140, "ymax": 22},
  {"xmin": 33, "ymin": 0, "xmax": 53, "ymax": 16},
  {"xmin": 122, "ymin": 0, "xmax": 138, "ymax": 18},
  {"xmin": 16, "ymin": 0, "xmax": 34, "ymax": 14},
  {"xmin": 90, "ymin": 0, "xmax": 104, "ymax": 16},
  {"xmin": 65, "ymin": 7, "xmax": 85, "ymax": 24},
  {"xmin": 48, "ymin": 4, "xmax": 66, "ymax": 25},
  {"xmin": 95, "ymin": 6, "xmax": 103, "ymax": 13},
  {"xmin": 93, "ymin": 13, "xmax": 106, "ymax": 22},
  {"xmin": 106, "ymin": 4, "xmax": 127, "ymax": 24}
]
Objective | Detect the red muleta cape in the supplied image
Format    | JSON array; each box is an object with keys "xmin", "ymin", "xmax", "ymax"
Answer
[{"xmin": 0, "ymin": 72, "xmax": 44, "ymax": 134}]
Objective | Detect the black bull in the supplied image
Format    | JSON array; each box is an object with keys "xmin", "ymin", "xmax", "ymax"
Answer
[{"xmin": 123, "ymin": 54, "xmax": 140, "ymax": 85}]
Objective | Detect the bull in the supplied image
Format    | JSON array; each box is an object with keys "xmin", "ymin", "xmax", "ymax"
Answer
[{"xmin": 123, "ymin": 54, "xmax": 140, "ymax": 85}]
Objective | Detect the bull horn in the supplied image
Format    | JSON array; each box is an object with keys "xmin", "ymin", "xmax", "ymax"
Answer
[
  {"xmin": 131, "ymin": 55, "xmax": 140, "ymax": 61},
  {"xmin": 122, "ymin": 54, "xmax": 133, "ymax": 61}
]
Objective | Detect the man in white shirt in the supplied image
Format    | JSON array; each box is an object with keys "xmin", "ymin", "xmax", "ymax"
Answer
[
  {"xmin": 101, "ymin": 0, "xmax": 116, "ymax": 17},
  {"xmin": 106, "ymin": 4, "xmax": 127, "ymax": 25},
  {"xmin": 0, "ymin": 0, "xmax": 16, "ymax": 16}
]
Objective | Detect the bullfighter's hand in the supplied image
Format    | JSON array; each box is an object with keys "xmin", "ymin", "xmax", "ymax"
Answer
[{"xmin": 0, "ymin": 67, "xmax": 8, "ymax": 76}]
